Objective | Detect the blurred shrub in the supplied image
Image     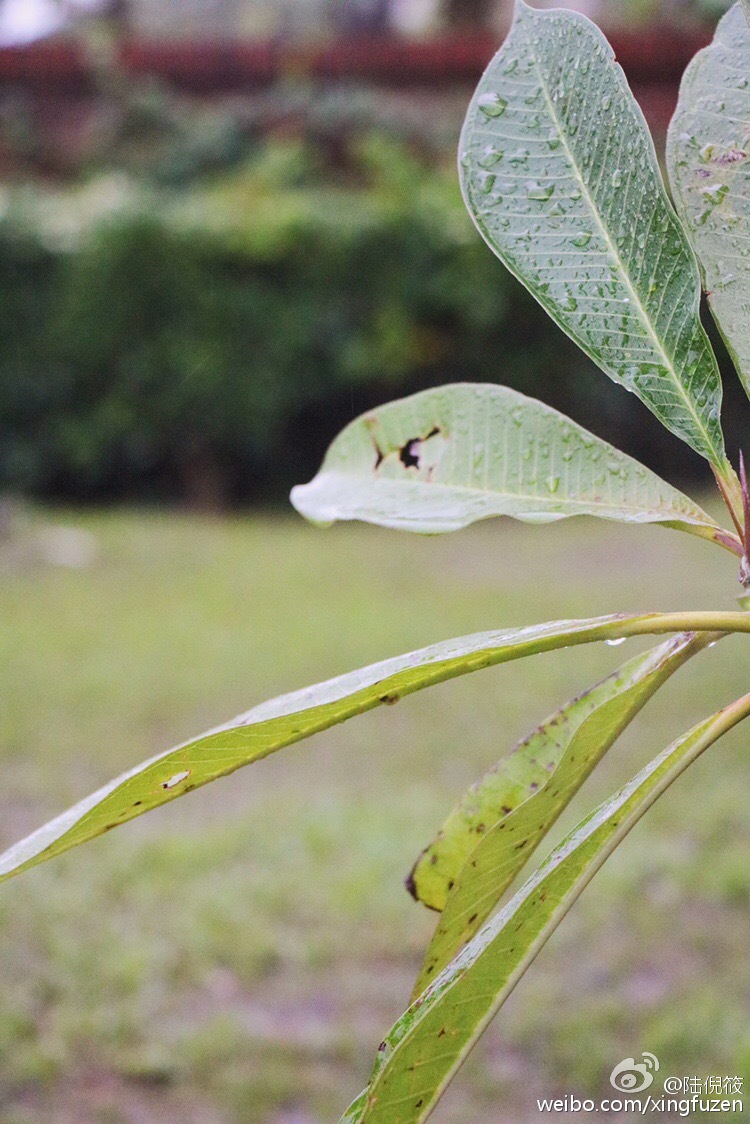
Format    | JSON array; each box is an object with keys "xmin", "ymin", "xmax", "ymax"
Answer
[{"xmin": 0, "ymin": 136, "xmax": 721, "ymax": 506}]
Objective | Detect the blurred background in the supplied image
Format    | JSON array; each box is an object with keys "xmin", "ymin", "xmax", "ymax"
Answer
[{"xmin": 2, "ymin": 1, "xmax": 750, "ymax": 1122}]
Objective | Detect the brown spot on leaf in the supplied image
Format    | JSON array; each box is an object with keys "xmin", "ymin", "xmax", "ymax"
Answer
[{"xmin": 718, "ymin": 148, "xmax": 746, "ymax": 165}]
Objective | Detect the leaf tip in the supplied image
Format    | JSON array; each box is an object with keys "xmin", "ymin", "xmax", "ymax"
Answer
[{"xmin": 289, "ymin": 481, "xmax": 335, "ymax": 528}]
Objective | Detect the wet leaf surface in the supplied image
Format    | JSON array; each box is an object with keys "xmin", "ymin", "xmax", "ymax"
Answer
[
  {"xmin": 669, "ymin": 3, "xmax": 750, "ymax": 400},
  {"xmin": 291, "ymin": 384, "xmax": 734, "ymax": 552},
  {"xmin": 460, "ymin": 1, "xmax": 727, "ymax": 467}
]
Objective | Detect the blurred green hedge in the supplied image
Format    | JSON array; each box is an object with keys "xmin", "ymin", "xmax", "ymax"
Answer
[{"xmin": 0, "ymin": 136, "xmax": 717, "ymax": 506}]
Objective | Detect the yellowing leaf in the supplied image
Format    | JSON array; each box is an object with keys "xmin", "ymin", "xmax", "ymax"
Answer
[
  {"xmin": 344, "ymin": 692, "xmax": 750, "ymax": 1122},
  {"xmin": 410, "ymin": 632, "xmax": 712, "ymax": 996}
]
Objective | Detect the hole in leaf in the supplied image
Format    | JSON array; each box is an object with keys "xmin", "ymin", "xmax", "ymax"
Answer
[{"xmin": 161, "ymin": 770, "xmax": 191, "ymax": 791}]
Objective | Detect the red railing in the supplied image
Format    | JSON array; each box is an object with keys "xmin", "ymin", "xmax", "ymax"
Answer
[{"xmin": 0, "ymin": 25, "xmax": 713, "ymax": 129}]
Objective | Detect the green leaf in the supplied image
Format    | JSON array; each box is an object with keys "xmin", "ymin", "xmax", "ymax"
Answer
[
  {"xmin": 409, "ymin": 631, "xmax": 711, "ymax": 996},
  {"xmin": 344, "ymin": 692, "xmax": 750, "ymax": 1123},
  {"xmin": 459, "ymin": 1, "xmax": 727, "ymax": 467},
  {"xmin": 291, "ymin": 384, "xmax": 736, "ymax": 552},
  {"xmin": 668, "ymin": 3, "xmax": 750, "ymax": 400},
  {"xmin": 2, "ymin": 610, "xmax": 748, "ymax": 885}
]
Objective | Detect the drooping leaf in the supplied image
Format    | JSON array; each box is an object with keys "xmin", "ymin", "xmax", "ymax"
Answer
[
  {"xmin": 668, "ymin": 3, "xmax": 750, "ymax": 399},
  {"xmin": 344, "ymin": 693, "xmax": 750, "ymax": 1123},
  {"xmin": 409, "ymin": 631, "xmax": 712, "ymax": 996},
  {"xmin": 291, "ymin": 385, "xmax": 737, "ymax": 553},
  {"xmin": 459, "ymin": 0, "xmax": 727, "ymax": 468},
  {"xmin": 408, "ymin": 634, "xmax": 708, "ymax": 908},
  {"xmin": 2, "ymin": 609, "xmax": 748, "ymax": 885}
]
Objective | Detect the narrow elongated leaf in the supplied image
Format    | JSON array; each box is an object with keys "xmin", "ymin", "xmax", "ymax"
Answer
[
  {"xmin": 2, "ymin": 610, "xmax": 748, "ymax": 885},
  {"xmin": 344, "ymin": 693, "xmax": 750, "ymax": 1123},
  {"xmin": 410, "ymin": 632, "xmax": 702, "ymax": 912},
  {"xmin": 460, "ymin": 1, "xmax": 727, "ymax": 466},
  {"xmin": 668, "ymin": 3, "xmax": 750, "ymax": 399},
  {"xmin": 291, "ymin": 385, "xmax": 736, "ymax": 552},
  {"xmin": 410, "ymin": 631, "xmax": 712, "ymax": 995}
]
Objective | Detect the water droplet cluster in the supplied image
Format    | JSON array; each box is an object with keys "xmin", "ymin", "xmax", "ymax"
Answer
[
  {"xmin": 668, "ymin": 1, "xmax": 750, "ymax": 397},
  {"xmin": 459, "ymin": 1, "xmax": 725, "ymax": 462}
]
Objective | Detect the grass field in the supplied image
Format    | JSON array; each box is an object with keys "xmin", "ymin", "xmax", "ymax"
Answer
[{"xmin": 1, "ymin": 504, "xmax": 749, "ymax": 1122}]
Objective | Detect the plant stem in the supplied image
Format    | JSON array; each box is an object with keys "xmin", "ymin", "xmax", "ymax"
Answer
[{"xmin": 713, "ymin": 461, "xmax": 746, "ymax": 539}]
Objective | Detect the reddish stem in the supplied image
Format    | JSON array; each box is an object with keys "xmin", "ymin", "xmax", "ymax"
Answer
[{"xmin": 713, "ymin": 464, "xmax": 745, "ymax": 539}]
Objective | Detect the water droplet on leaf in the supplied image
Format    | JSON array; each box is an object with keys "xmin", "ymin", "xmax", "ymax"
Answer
[
  {"xmin": 478, "ymin": 145, "xmax": 504, "ymax": 168},
  {"xmin": 478, "ymin": 92, "xmax": 507, "ymax": 118},
  {"xmin": 526, "ymin": 181, "xmax": 554, "ymax": 200},
  {"xmin": 701, "ymin": 182, "xmax": 728, "ymax": 205}
]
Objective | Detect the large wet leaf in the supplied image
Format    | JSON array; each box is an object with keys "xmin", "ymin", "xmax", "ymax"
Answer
[
  {"xmin": 668, "ymin": 3, "xmax": 750, "ymax": 399},
  {"xmin": 2, "ymin": 610, "xmax": 747, "ymax": 885},
  {"xmin": 460, "ymin": 1, "xmax": 727, "ymax": 467},
  {"xmin": 343, "ymin": 693, "xmax": 750, "ymax": 1123},
  {"xmin": 290, "ymin": 385, "xmax": 736, "ymax": 552},
  {"xmin": 409, "ymin": 631, "xmax": 711, "ymax": 995}
]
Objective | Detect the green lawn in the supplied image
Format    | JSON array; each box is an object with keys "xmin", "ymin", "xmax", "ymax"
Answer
[{"xmin": 1, "ymin": 505, "xmax": 749, "ymax": 1122}]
